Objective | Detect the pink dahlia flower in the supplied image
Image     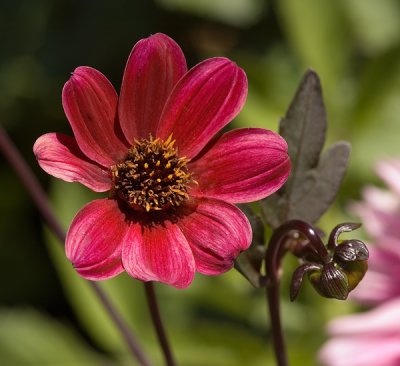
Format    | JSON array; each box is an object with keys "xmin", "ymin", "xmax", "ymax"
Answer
[
  {"xmin": 319, "ymin": 298, "xmax": 400, "ymax": 366},
  {"xmin": 319, "ymin": 158, "xmax": 400, "ymax": 365},
  {"xmin": 350, "ymin": 159, "xmax": 400, "ymax": 304},
  {"xmin": 33, "ymin": 33, "xmax": 290, "ymax": 288}
]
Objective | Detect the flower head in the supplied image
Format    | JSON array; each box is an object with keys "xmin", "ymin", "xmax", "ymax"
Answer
[
  {"xmin": 319, "ymin": 298, "xmax": 400, "ymax": 366},
  {"xmin": 319, "ymin": 158, "xmax": 400, "ymax": 365},
  {"xmin": 350, "ymin": 158, "xmax": 400, "ymax": 304},
  {"xmin": 34, "ymin": 33, "xmax": 290, "ymax": 288}
]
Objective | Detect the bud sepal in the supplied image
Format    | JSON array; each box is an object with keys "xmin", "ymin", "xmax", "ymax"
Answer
[{"xmin": 289, "ymin": 222, "xmax": 368, "ymax": 301}]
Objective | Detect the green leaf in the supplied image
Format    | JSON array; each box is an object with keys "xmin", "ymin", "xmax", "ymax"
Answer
[
  {"xmin": 0, "ymin": 308, "xmax": 107, "ymax": 366},
  {"xmin": 261, "ymin": 71, "xmax": 350, "ymax": 227}
]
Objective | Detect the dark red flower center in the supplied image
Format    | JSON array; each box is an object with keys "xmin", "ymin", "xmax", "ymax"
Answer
[{"xmin": 111, "ymin": 135, "xmax": 194, "ymax": 212}]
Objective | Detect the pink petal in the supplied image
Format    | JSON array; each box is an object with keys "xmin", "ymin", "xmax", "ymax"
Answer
[
  {"xmin": 119, "ymin": 33, "xmax": 187, "ymax": 143},
  {"xmin": 122, "ymin": 220, "xmax": 195, "ymax": 288},
  {"xmin": 178, "ymin": 198, "xmax": 251, "ymax": 275},
  {"xmin": 351, "ymin": 241, "xmax": 400, "ymax": 304},
  {"xmin": 363, "ymin": 186, "xmax": 399, "ymax": 212},
  {"xmin": 376, "ymin": 159, "xmax": 400, "ymax": 196},
  {"xmin": 62, "ymin": 66, "xmax": 128, "ymax": 167},
  {"xmin": 157, "ymin": 57, "xmax": 247, "ymax": 159},
  {"xmin": 351, "ymin": 271, "xmax": 399, "ymax": 305},
  {"xmin": 320, "ymin": 299, "xmax": 400, "ymax": 366},
  {"xmin": 328, "ymin": 298, "xmax": 400, "ymax": 335},
  {"xmin": 189, "ymin": 128, "xmax": 290, "ymax": 203},
  {"xmin": 33, "ymin": 133, "xmax": 111, "ymax": 192},
  {"xmin": 66, "ymin": 199, "xmax": 126, "ymax": 280},
  {"xmin": 353, "ymin": 198, "xmax": 400, "ymax": 240},
  {"xmin": 319, "ymin": 336, "xmax": 400, "ymax": 366}
]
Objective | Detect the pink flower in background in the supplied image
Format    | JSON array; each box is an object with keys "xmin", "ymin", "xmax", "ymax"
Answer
[
  {"xmin": 320, "ymin": 158, "xmax": 400, "ymax": 365},
  {"xmin": 33, "ymin": 33, "xmax": 290, "ymax": 288},
  {"xmin": 319, "ymin": 299, "xmax": 400, "ymax": 366},
  {"xmin": 350, "ymin": 159, "xmax": 400, "ymax": 304}
]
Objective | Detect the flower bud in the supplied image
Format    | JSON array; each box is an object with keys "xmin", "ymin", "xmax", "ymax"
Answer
[
  {"xmin": 309, "ymin": 263, "xmax": 350, "ymax": 300},
  {"xmin": 291, "ymin": 238, "xmax": 369, "ymax": 300},
  {"xmin": 334, "ymin": 240, "xmax": 369, "ymax": 263},
  {"xmin": 287, "ymin": 221, "xmax": 368, "ymax": 301},
  {"xmin": 334, "ymin": 239, "xmax": 368, "ymax": 291}
]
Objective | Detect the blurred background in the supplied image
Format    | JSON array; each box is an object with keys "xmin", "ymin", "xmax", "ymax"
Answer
[{"xmin": 1, "ymin": 0, "xmax": 400, "ymax": 365}]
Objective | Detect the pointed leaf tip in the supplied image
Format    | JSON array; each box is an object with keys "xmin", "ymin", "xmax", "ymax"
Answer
[
  {"xmin": 303, "ymin": 68, "xmax": 320, "ymax": 84},
  {"xmin": 261, "ymin": 71, "xmax": 351, "ymax": 226},
  {"xmin": 280, "ymin": 69, "xmax": 326, "ymax": 173}
]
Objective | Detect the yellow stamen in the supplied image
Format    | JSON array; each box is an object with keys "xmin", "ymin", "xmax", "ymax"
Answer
[{"xmin": 110, "ymin": 134, "xmax": 194, "ymax": 212}]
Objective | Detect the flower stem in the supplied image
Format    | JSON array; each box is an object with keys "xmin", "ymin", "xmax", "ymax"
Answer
[
  {"xmin": 144, "ymin": 282, "xmax": 177, "ymax": 366},
  {"xmin": 266, "ymin": 220, "xmax": 328, "ymax": 283},
  {"xmin": 265, "ymin": 219, "xmax": 327, "ymax": 366},
  {"xmin": 0, "ymin": 126, "xmax": 153, "ymax": 366},
  {"xmin": 90, "ymin": 283, "xmax": 153, "ymax": 366},
  {"xmin": 266, "ymin": 282, "xmax": 288, "ymax": 366}
]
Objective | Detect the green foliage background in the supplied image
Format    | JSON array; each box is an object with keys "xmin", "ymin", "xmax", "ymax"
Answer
[{"xmin": 1, "ymin": 0, "xmax": 400, "ymax": 365}]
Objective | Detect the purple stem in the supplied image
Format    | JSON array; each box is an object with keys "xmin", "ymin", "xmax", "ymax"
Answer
[
  {"xmin": 265, "ymin": 219, "xmax": 328, "ymax": 366},
  {"xmin": 266, "ymin": 220, "xmax": 328, "ymax": 282},
  {"xmin": 0, "ymin": 126, "xmax": 153, "ymax": 366},
  {"xmin": 144, "ymin": 282, "xmax": 177, "ymax": 366},
  {"xmin": 266, "ymin": 282, "xmax": 289, "ymax": 366}
]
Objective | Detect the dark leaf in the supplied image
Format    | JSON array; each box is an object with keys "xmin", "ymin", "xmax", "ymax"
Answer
[
  {"xmin": 259, "ymin": 194, "xmax": 285, "ymax": 229},
  {"xmin": 262, "ymin": 70, "xmax": 326, "ymax": 226},
  {"xmin": 286, "ymin": 141, "xmax": 351, "ymax": 223},
  {"xmin": 234, "ymin": 205, "xmax": 266, "ymax": 287},
  {"xmin": 234, "ymin": 247, "xmax": 266, "ymax": 288},
  {"xmin": 280, "ymin": 69, "xmax": 327, "ymax": 179},
  {"xmin": 261, "ymin": 70, "xmax": 351, "ymax": 227}
]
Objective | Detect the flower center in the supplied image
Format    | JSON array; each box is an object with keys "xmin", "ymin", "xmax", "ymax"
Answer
[{"xmin": 111, "ymin": 135, "xmax": 193, "ymax": 212}]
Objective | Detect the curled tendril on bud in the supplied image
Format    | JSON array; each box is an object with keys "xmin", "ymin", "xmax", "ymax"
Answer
[{"xmin": 288, "ymin": 222, "xmax": 368, "ymax": 301}]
